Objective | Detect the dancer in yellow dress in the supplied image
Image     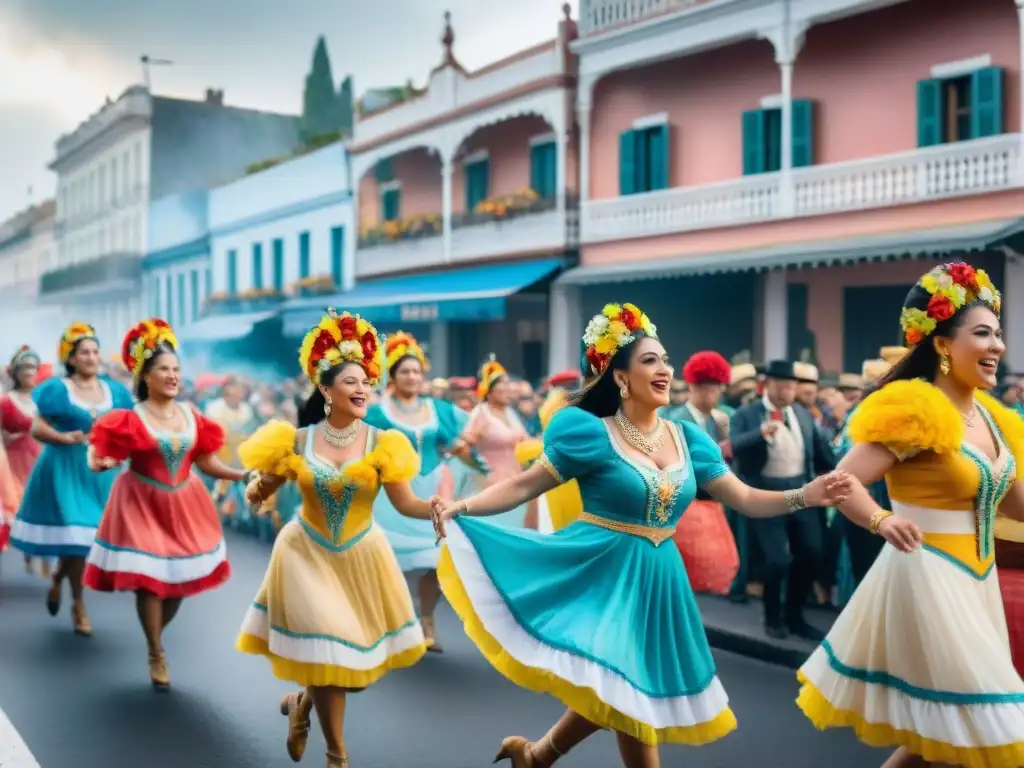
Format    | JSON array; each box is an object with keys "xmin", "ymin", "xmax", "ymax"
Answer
[
  {"xmin": 238, "ymin": 309, "xmax": 440, "ymax": 768},
  {"xmin": 796, "ymin": 262, "xmax": 1024, "ymax": 767}
]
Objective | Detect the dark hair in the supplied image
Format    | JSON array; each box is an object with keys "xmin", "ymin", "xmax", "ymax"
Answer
[
  {"xmin": 299, "ymin": 361, "xmax": 364, "ymax": 428},
  {"xmin": 134, "ymin": 342, "xmax": 178, "ymax": 401},
  {"xmin": 567, "ymin": 331, "xmax": 653, "ymax": 418},
  {"xmin": 63, "ymin": 337, "xmax": 97, "ymax": 377},
  {"xmin": 879, "ymin": 290, "xmax": 995, "ymax": 387},
  {"xmin": 388, "ymin": 354, "xmax": 423, "ymax": 381}
]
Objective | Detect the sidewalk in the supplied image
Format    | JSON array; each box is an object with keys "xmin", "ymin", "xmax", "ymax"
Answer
[{"xmin": 0, "ymin": 708, "xmax": 40, "ymax": 768}]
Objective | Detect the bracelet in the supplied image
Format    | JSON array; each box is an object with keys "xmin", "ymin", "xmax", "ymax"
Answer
[
  {"xmin": 869, "ymin": 509, "xmax": 894, "ymax": 535},
  {"xmin": 455, "ymin": 501, "xmax": 470, "ymax": 517},
  {"xmin": 783, "ymin": 487, "xmax": 807, "ymax": 513}
]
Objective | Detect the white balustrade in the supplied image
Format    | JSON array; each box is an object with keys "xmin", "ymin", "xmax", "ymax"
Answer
[
  {"xmin": 579, "ymin": 0, "xmax": 706, "ymax": 36},
  {"xmin": 355, "ymin": 235, "xmax": 445, "ymax": 279},
  {"xmin": 451, "ymin": 208, "xmax": 577, "ymax": 263}
]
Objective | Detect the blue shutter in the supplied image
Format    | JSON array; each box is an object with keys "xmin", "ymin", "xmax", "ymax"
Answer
[
  {"xmin": 791, "ymin": 100, "xmax": 814, "ymax": 168},
  {"xmin": 465, "ymin": 159, "xmax": 490, "ymax": 211},
  {"xmin": 971, "ymin": 66, "xmax": 1005, "ymax": 139},
  {"xmin": 375, "ymin": 159, "xmax": 393, "ymax": 183},
  {"xmin": 648, "ymin": 124, "xmax": 670, "ymax": 191},
  {"xmin": 298, "ymin": 232, "xmax": 310, "ymax": 278},
  {"xmin": 330, "ymin": 226, "xmax": 344, "ymax": 286},
  {"xmin": 529, "ymin": 143, "xmax": 542, "ymax": 195},
  {"xmin": 382, "ymin": 188, "xmax": 400, "ymax": 221},
  {"xmin": 251, "ymin": 243, "xmax": 263, "ymax": 289},
  {"xmin": 742, "ymin": 110, "xmax": 767, "ymax": 175},
  {"xmin": 543, "ymin": 143, "xmax": 557, "ymax": 199},
  {"xmin": 190, "ymin": 270, "xmax": 199, "ymax": 321},
  {"xmin": 272, "ymin": 239, "xmax": 284, "ymax": 291},
  {"xmin": 530, "ymin": 142, "xmax": 558, "ymax": 198},
  {"xmin": 478, "ymin": 159, "xmax": 490, "ymax": 205},
  {"xmin": 916, "ymin": 79, "xmax": 942, "ymax": 147},
  {"xmin": 619, "ymin": 130, "xmax": 637, "ymax": 195},
  {"xmin": 177, "ymin": 274, "xmax": 185, "ymax": 325},
  {"xmin": 227, "ymin": 249, "xmax": 237, "ymax": 294}
]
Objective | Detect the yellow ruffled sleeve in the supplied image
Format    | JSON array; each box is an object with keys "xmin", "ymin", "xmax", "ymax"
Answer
[
  {"xmin": 539, "ymin": 389, "xmax": 569, "ymax": 430},
  {"xmin": 515, "ymin": 438, "xmax": 544, "ymax": 469},
  {"xmin": 238, "ymin": 419, "xmax": 304, "ymax": 479},
  {"xmin": 847, "ymin": 379, "xmax": 962, "ymax": 460},
  {"xmin": 372, "ymin": 429, "xmax": 421, "ymax": 484}
]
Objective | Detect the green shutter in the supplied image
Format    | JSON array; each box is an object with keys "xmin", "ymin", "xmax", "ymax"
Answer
[
  {"xmin": 791, "ymin": 100, "xmax": 814, "ymax": 168},
  {"xmin": 465, "ymin": 159, "xmax": 490, "ymax": 211},
  {"xmin": 529, "ymin": 143, "xmax": 542, "ymax": 195},
  {"xmin": 330, "ymin": 226, "xmax": 344, "ymax": 285},
  {"xmin": 916, "ymin": 79, "xmax": 942, "ymax": 147},
  {"xmin": 648, "ymin": 124, "xmax": 670, "ymax": 191},
  {"xmin": 619, "ymin": 130, "xmax": 637, "ymax": 195},
  {"xmin": 742, "ymin": 110, "xmax": 767, "ymax": 175},
  {"xmin": 375, "ymin": 159, "xmax": 393, "ymax": 183},
  {"xmin": 971, "ymin": 66, "xmax": 1005, "ymax": 139}
]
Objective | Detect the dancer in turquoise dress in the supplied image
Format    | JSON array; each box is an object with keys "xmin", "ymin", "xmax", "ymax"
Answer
[
  {"xmin": 432, "ymin": 302, "xmax": 851, "ymax": 767},
  {"xmin": 10, "ymin": 322, "xmax": 133, "ymax": 636}
]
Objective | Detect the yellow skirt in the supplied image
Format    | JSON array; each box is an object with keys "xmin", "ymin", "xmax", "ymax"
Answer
[{"xmin": 237, "ymin": 519, "xmax": 427, "ymax": 688}]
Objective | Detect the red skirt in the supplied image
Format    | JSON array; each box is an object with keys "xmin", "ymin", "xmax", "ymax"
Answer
[
  {"xmin": 674, "ymin": 500, "xmax": 740, "ymax": 595},
  {"xmin": 1000, "ymin": 567, "xmax": 1024, "ymax": 678},
  {"xmin": 83, "ymin": 471, "xmax": 230, "ymax": 599}
]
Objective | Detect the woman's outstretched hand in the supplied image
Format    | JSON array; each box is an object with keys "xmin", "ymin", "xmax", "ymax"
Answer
[
  {"xmin": 429, "ymin": 496, "xmax": 457, "ymax": 545},
  {"xmin": 878, "ymin": 516, "xmax": 922, "ymax": 553},
  {"xmin": 804, "ymin": 470, "xmax": 854, "ymax": 508}
]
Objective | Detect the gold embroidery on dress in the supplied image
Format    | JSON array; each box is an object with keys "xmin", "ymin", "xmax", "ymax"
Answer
[
  {"xmin": 579, "ymin": 511, "xmax": 674, "ymax": 545},
  {"xmin": 652, "ymin": 472, "xmax": 682, "ymax": 524},
  {"xmin": 538, "ymin": 454, "xmax": 564, "ymax": 483}
]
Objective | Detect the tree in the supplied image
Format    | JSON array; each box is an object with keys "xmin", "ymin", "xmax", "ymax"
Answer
[
  {"xmin": 300, "ymin": 36, "xmax": 338, "ymax": 142},
  {"xmin": 337, "ymin": 75, "xmax": 354, "ymax": 138}
]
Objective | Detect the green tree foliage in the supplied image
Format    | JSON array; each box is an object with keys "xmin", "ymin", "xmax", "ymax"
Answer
[
  {"xmin": 299, "ymin": 37, "xmax": 355, "ymax": 145},
  {"xmin": 337, "ymin": 75, "xmax": 354, "ymax": 138}
]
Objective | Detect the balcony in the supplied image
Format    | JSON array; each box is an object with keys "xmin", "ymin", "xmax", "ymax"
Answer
[
  {"xmin": 582, "ymin": 134, "xmax": 1023, "ymax": 243},
  {"xmin": 356, "ymin": 225, "xmax": 445, "ymax": 278},
  {"xmin": 579, "ymin": 0, "xmax": 711, "ymax": 36},
  {"xmin": 38, "ymin": 252, "xmax": 142, "ymax": 299}
]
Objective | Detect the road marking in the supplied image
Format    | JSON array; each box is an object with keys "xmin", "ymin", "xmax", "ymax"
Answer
[{"xmin": 0, "ymin": 708, "xmax": 40, "ymax": 768}]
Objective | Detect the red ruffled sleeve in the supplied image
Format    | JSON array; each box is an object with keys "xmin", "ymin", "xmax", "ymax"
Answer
[
  {"xmin": 90, "ymin": 410, "xmax": 156, "ymax": 461},
  {"xmin": 193, "ymin": 410, "xmax": 226, "ymax": 457}
]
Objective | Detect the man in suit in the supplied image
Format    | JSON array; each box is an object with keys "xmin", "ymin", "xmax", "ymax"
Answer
[{"xmin": 730, "ymin": 360, "xmax": 836, "ymax": 640}]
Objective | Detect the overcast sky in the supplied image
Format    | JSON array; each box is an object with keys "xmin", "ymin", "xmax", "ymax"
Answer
[{"xmin": 0, "ymin": 0, "xmax": 578, "ymax": 221}]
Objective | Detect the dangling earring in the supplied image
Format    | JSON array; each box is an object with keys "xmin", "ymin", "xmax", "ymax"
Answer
[
  {"xmin": 324, "ymin": 398, "xmax": 333, "ymax": 417},
  {"xmin": 620, "ymin": 384, "xmax": 630, "ymax": 400},
  {"xmin": 940, "ymin": 353, "xmax": 951, "ymax": 376}
]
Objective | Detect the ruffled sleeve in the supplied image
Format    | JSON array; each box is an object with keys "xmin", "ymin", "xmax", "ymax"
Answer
[
  {"xmin": 847, "ymin": 380, "xmax": 962, "ymax": 460},
  {"xmin": 515, "ymin": 438, "xmax": 544, "ymax": 469},
  {"xmin": 32, "ymin": 378, "xmax": 71, "ymax": 421},
  {"xmin": 679, "ymin": 421, "xmax": 732, "ymax": 487},
  {"xmin": 192, "ymin": 410, "xmax": 226, "ymax": 457},
  {"xmin": 362, "ymin": 403, "xmax": 391, "ymax": 431},
  {"xmin": 90, "ymin": 410, "xmax": 155, "ymax": 461},
  {"xmin": 540, "ymin": 406, "xmax": 605, "ymax": 482},
  {"xmin": 373, "ymin": 429, "xmax": 421, "ymax": 483},
  {"xmin": 238, "ymin": 419, "xmax": 303, "ymax": 479},
  {"xmin": 433, "ymin": 399, "xmax": 467, "ymax": 446},
  {"xmin": 104, "ymin": 377, "xmax": 135, "ymax": 409}
]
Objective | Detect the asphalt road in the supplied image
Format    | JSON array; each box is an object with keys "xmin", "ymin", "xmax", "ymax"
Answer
[{"xmin": 0, "ymin": 531, "xmax": 885, "ymax": 768}]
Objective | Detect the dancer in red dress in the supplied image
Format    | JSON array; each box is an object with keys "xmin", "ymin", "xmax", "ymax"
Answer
[{"xmin": 83, "ymin": 319, "xmax": 249, "ymax": 689}]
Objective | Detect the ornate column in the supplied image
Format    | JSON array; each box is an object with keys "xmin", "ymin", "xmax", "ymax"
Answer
[
  {"xmin": 441, "ymin": 149, "xmax": 453, "ymax": 263},
  {"xmin": 763, "ymin": 2, "xmax": 808, "ymax": 216}
]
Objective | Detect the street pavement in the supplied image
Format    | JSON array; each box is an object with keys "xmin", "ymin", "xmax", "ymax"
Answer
[{"xmin": 0, "ymin": 531, "xmax": 885, "ymax": 768}]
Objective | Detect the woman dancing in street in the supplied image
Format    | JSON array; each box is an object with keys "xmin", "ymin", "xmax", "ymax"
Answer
[
  {"xmin": 796, "ymin": 262, "xmax": 1024, "ymax": 767},
  {"xmin": 430, "ymin": 302, "xmax": 851, "ymax": 768},
  {"xmin": 83, "ymin": 319, "xmax": 242, "ymax": 688},
  {"xmin": 10, "ymin": 323, "xmax": 132, "ymax": 636},
  {"xmin": 238, "ymin": 310, "xmax": 440, "ymax": 768}
]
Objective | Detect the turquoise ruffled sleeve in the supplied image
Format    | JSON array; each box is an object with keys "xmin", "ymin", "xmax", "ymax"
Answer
[
  {"xmin": 363, "ymin": 403, "xmax": 392, "ymax": 431},
  {"xmin": 679, "ymin": 421, "xmax": 732, "ymax": 488},
  {"xmin": 105, "ymin": 376, "xmax": 134, "ymax": 409},
  {"xmin": 541, "ymin": 406, "xmax": 605, "ymax": 482},
  {"xmin": 32, "ymin": 378, "xmax": 71, "ymax": 421},
  {"xmin": 434, "ymin": 398, "xmax": 466, "ymax": 445}
]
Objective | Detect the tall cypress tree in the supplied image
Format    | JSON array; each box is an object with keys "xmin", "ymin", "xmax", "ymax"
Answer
[
  {"xmin": 337, "ymin": 75, "xmax": 354, "ymax": 137},
  {"xmin": 300, "ymin": 36, "xmax": 337, "ymax": 142}
]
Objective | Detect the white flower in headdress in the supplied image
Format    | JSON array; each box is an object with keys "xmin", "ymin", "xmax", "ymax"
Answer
[
  {"xmin": 338, "ymin": 340, "xmax": 362, "ymax": 358},
  {"xmin": 583, "ymin": 315, "xmax": 608, "ymax": 345}
]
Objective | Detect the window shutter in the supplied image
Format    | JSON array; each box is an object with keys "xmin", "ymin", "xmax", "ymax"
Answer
[
  {"xmin": 479, "ymin": 159, "xmax": 491, "ymax": 203},
  {"xmin": 619, "ymin": 130, "xmax": 637, "ymax": 195},
  {"xmin": 465, "ymin": 160, "xmax": 489, "ymax": 211},
  {"xmin": 544, "ymin": 143, "xmax": 557, "ymax": 199},
  {"xmin": 375, "ymin": 160, "xmax": 393, "ymax": 183},
  {"xmin": 742, "ymin": 110, "xmax": 767, "ymax": 175},
  {"xmin": 530, "ymin": 142, "xmax": 557, "ymax": 198},
  {"xmin": 791, "ymin": 100, "xmax": 814, "ymax": 168},
  {"xmin": 649, "ymin": 124, "xmax": 670, "ymax": 191},
  {"xmin": 970, "ymin": 66, "xmax": 1005, "ymax": 139},
  {"xmin": 382, "ymin": 188, "xmax": 400, "ymax": 221},
  {"xmin": 916, "ymin": 79, "xmax": 942, "ymax": 147},
  {"xmin": 529, "ymin": 144, "xmax": 541, "ymax": 195}
]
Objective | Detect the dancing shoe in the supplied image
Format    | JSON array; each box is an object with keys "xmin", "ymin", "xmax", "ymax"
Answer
[
  {"xmin": 71, "ymin": 602, "xmax": 92, "ymax": 637},
  {"xmin": 46, "ymin": 578, "xmax": 61, "ymax": 616},
  {"xmin": 280, "ymin": 690, "xmax": 312, "ymax": 762},
  {"xmin": 421, "ymin": 616, "xmax": 444, "ymax": 654},
  {"xmin": 494, "ymin": 736, "xmax": 536, "ymax": 767},
  {"xmin": 325, "ymin": 752, "xmax": 350, "ymax": 767},
  {"xmin": 148, "ymin": 652, "xmax": 171, "ymax": 690}
]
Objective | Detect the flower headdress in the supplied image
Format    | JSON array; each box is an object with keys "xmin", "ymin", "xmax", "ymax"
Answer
[
  {"xmin": 581, "ymin": 302, "xmax": 657, "ymax": 377},
  {"xmin": 121, "ymin": 318, "xmax": 179, "ymax": 380},
  {"xmin": 477, "ymin": 355, "xmax": 507, "ymax": 400},
  {"xmin": 299, "ymin": 308, "xmax": 383, "ymax": 385},
  {"xmin": 58, "ymin": 322, "xmax": 98, "ymax": 364},
  {"xmin": 683, "ymin": 351, "xmax": 731, "ymax": 386},
  {"xmin": 385, "ymin": 331, "xmax": 429, "ymax": 375},
  {"xmin": 900, "ymin": 262, "xmax": 1001, "ymax": 348},
  {"xmin": 8, "ymin": 345, "xmax": 40, "ymax": 374}
]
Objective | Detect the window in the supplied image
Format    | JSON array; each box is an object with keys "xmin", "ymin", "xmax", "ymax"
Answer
[
  {"xmin": 741, "ymin": 101, "xmax": 814, "ymax": 175},
  {"xmin": 190, "ymin": 269, "xmax": 200, "ymax": 322},
  {"xmin": 380, "ymin": 185, "xmax": 401, "ymax": 221},
  {"xmin": 530, "ymin": 140, "xmax": 557, "ymax": 199},
  {"xmin": 619, "ymin": 124, "xmax": 670, "ymax": 195},
  {"xmin": 272, "ymin": 238, "xmax": 285, "ymax": 291},
  {"xmin": 177, "ymin": 273, "xmax": 186, "ymax": 327},
  {"xmin": 251, "ymin": 243, "xmax": 264, "ymax": 289},
  {"xmin": 464, "ymin": 156, "xmax": 490, "ymax": 212},
  {"xmin": 375, "ymin": 159, "xmax": 394, "ymax": 183},
  {"xmin": 298, "ymin": 231, "xmax": 311, "ymax": 279},
  {"xmin": 330, "ymin": 226, "xmax": 345, "ymax": 286},
  {"xmin": 227, "ymin": 249, "xmax": 238, "ymax": 294},
  {"xmin": 917, "ymin": 67, "xmax": 1004, "ymax": 147}
]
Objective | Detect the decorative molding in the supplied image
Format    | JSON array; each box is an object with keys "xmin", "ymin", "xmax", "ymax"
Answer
[
  {"xmin": 529, "ymin": 132, "xmax": 557, "ymax": 146},
  {"xmin": 632, "ymin": 112, "xmax": 669, "ymax": 130},
  {"xmin": 930, "ymin": 54, "xmax": 992, "ymax": 80}
]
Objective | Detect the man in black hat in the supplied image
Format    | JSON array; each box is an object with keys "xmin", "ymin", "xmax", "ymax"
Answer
[{"xmin": 730, "ymin": 360, "xmax": 836, "ymax": 641}]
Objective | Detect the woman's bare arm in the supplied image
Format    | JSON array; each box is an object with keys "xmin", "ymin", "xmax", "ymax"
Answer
[
  {"xmin": 452, "ymin": 463, "xmax": 558, "ymax": 516},
  {"xmin": 195, "ymin": 454, "xmax": 248, "ymax": 483},
  {"xmin": 833, "ymin": 443, "xmax": 897, "ymax": 529},
  {"xmin": 31, "ymin": 415, "xmax": 77, "ymax": 446},
  {"xmin": 384, "ymin": 481, "xmax": 434, "ymax": 519}
]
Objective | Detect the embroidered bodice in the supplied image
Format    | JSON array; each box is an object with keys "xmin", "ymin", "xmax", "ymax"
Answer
[{"xmin": 365, "ymin": 397, "xmax": 466, "ymax": 476}]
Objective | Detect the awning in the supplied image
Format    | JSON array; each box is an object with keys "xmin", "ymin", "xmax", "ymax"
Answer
[
  {"xmin": 557, "ymin": 217, "xmax": 1024, "ymax": 286},
  {"xmin": 177, "ymin": 311, "xmax": 277, "ymax": 344},
  {"xmin": 282, "ymin": 258, "xmax": 565, "ymax": 337}
]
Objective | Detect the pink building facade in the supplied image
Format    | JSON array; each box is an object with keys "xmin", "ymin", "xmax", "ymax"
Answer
[
  {"xmin": 347, "ymin": 10, "xmax": 579, "ymax": 379},
  {"xmin": 552, "ymin": 0, "xmax": 1024, "ymax": 375}
]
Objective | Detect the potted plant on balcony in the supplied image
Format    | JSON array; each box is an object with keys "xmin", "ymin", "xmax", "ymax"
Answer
[
  {"xmin": 358, "ymin": 213, "xmax": 442, "ymax": 247},
  {"xmin": 454, "ymin": 188, "xmax": 556, "ymax": 228},
  {"xmin": 291, "ymin": 274, "xmax": 337, "ymax": 298}
]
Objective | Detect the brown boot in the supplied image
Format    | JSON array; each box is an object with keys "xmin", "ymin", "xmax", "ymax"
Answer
[{"xmin": 280, "ymin": 690, "xmax": 312, "ymax": 762}]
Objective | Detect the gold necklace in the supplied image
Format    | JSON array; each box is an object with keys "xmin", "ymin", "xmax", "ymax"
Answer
[
  {"xmin": 614, "ymin": 409, "xmax": 666, "ymax": 455},
  {"xmin": 144, "ymin": 402, "xmax": 178, "ymax": 421},
  {"xmin": 322, "ymin": 420, "xmax": 361, "ymax": 447},
  {"xmin": 962, "ymin": 406, "xmax": 977, "ymax": 428}
]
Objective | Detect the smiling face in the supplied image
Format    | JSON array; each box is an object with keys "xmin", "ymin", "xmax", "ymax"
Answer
[
  {"xmin": 143, "ymin": 350, "xmax": 181, "ymax": 400},
  {"xmin": 391, "ymin": 357, "xmax": 424, "ymax": 398},
  {"xmin": 322, "ymin": 362, "xmax": 370, "ymax": 420},
  {"xmin": 614, "ymin": 336, "xmax": 673, "ymax": 408},
  {"xmin": 14, "ymin": 361, "xmax": 38, "ymax": 390},
  {"xmin": 937, "ymin": 305, "xmax": 1004, "ymax": 391},
  {"xmin": 68, "ymin": 338, "xmax": 101, "ymax": 377}
]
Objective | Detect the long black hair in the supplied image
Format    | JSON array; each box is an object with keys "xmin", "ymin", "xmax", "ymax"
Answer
[
  {"xmin": 134, "ymin": 342, "xmax": 178, "ymax": 401},
  {"xmin": 879, "ymin": 288, "xmax": 992, "ymax": 387},
  {"xmin": 567, "ymin": 331, "xmax": 652, "ymax": 418},
  {"xmin": 299, "ymin": 361, "xmax": 364, "ymax": 428},
  {"xmin": 63, "ymin": 337, "xmax": 97, "ymax": 377}
]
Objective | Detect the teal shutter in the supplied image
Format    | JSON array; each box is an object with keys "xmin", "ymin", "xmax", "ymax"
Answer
[
  {"xmin": 648, "ymin": 124, "xmax": 670, "ymax": 190},
  {"xmin": 791, "ymin": 100, "xmax": 814, "ymax": 167},
  {"xmin": 165, "ymin": 278, "xmax": 173, "ymax": 323},
  {"xmin": 177, "ymin": 274, "xmax": 185, "ymax": 325},
  {"xmin": 190, "ymin": 270, "xmax": 199, "ymax": 321},
  {"xmin": 227, "ymin": 249, "xmax": 237, "ymax": 294},
  {"xmin": 251, "ymin": 243, "xmax": 263, "ymax": 289},
  {"xmin": 465, "ymin": 159, "xmax": 490, "ymax": 211},
  {"xmin": 916, "ymin": 79, "xmax": 942, "ymax": 147},
  {"xmin": 529, "ymin": 143, "xmax": 542, "ymax": 194},
  {"xmin": 298, "ymin": 232, "xmax": 310, "ymax": 278},
  {"xmin": 330, "ymin": 226, "xmax": 344, "ymax": 285},
  {"xmin": 742, "ymin": 110, "xmax": 767, "ymax": 175},
  {"xmin": 971, "ymin": 66, "xmax": 1005, "ymax": 139},
  {"xmin": 530, "ymin": 141, "xmax": 557, "ymax": 198},
  {"xmin": 272, "ymin": 238, "xmax": 284, "ymax": 290},
  {"xmin": 375, "ymin": 159, "xmax": 393, "ymax": 183},
  {"xmin": 619, "ymin": 130, "xmax": 637, "ymax": 195}
]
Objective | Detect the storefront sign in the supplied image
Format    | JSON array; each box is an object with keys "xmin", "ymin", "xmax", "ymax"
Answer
[{"xmin": 400, "ymin": 303, "xmax": 440, "ymax": 322}]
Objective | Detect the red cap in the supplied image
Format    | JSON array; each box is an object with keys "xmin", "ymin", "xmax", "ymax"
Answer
[
  {"xmin": 682, "ymin": 351, "xmax": 731, "ymax": 386},
  {"xmin": 547, "ymin": 370, "xmax": 580, "ymax": 388}
]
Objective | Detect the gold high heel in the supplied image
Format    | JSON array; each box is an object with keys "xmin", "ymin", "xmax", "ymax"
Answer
[
  {"xmin": 280, "ymin": 691, "xmax": 312, "ymax": 762},
  {"xmin": 421, "ymin": 616, "xmax": 444, "ymax": 654},
  {"xmin": 72, "ymin": 601, "xmax": 92, "ymax": 637},
  {"xmin": 494, "ymin": 736, "xmax": 536, "ymax": 767},
  {"xmin": 148, "ymin": 651, "xmax": 171, "ymax": 690}
]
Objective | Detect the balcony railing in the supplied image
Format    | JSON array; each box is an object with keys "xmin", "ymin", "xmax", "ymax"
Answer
[
  {"xmin": 579, "ymin": 0, "xmax": 708, "ymax": 36},
  {"xmin": 38, "ymin": 252, "xmax": 142, "ymax": 297},
  {"xmin": 581, "ymin": 134, "xmax": 1024, "ymax": 243}
]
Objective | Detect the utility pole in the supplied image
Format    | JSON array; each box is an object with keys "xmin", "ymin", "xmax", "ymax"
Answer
[{"xmin": 140, "ymin": 55, "xmax": 174, "ymax": 90}]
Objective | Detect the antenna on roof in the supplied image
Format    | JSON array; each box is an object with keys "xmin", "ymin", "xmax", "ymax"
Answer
[{"xmin": 140, "ymin": 55, "xmax": 174, "ymax": 90}]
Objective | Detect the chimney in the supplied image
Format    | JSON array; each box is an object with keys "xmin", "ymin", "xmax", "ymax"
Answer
[{"xmin": 204, "ymin": 88, "xmax": 224, "ymax": 106}]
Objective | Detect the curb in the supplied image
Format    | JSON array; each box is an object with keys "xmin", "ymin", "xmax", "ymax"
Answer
[
  {"xmin": 703, "ymin": 624, "xmax": 813, "ymax": 670},
  {"xmin": 0, "ymin": 708, "xmax": 41, "ymax": 768}
]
